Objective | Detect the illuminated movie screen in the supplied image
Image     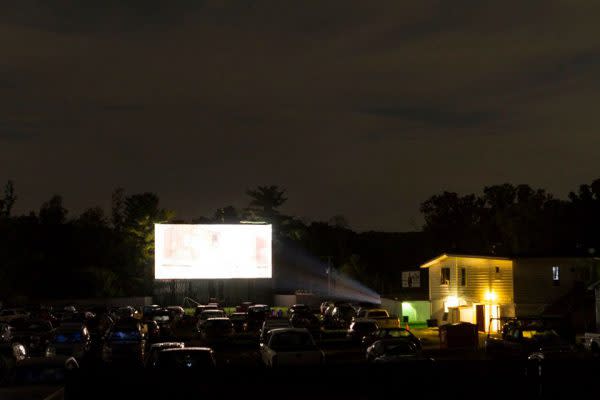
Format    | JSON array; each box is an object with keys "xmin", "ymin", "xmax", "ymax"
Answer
[{"xmin": 154, "ymin": 224, "xmax": 272, "ymax": 279}]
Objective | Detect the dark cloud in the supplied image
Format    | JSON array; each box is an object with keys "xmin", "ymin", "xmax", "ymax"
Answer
[
  {"xmin": 1, "ymin": 0, "xmax": 600, "ymax": 231},
  {"xmin": 359, "ymin": 106, "xmax": 497, "ymax": 129}
]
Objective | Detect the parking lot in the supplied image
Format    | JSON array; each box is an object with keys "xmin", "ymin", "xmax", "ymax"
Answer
[{"xmin": 1, "ymin": 302, "xmax": 598, "ymax": 399}]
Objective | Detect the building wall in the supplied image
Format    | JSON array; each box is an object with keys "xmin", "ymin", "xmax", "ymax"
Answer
[
  {"xmin": 513, "ymin": 258, "xmax": 594, "ymax": 315},
  {"xmin": 427, "ymin": 256, "xmax": 514, "ymax": 324}
]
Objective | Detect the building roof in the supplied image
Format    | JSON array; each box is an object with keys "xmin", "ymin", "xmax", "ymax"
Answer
[{"xmin": 419, "ymin": 253, "xmax": 512, "ymax": 269}]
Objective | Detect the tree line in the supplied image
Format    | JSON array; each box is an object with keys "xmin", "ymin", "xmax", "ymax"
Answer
[{"xmin": 1, "ymin": 179, "xmax": 599, "ymax": 302}]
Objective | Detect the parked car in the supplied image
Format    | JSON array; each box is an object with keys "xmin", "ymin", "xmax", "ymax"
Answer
[
  {"xmin": 259, "ymin": 318, "xmax": 292, "ymax": 344},
  {"xmin": 0, "ymin": 341, "xmax": 27, "ymax": 385},
  {"xmin": 196, "ymin": 310, "xmax": 226, "ymax": 328},
  {"xmin": 485, "ymin": 318, "xmax": 574, "ymax": 360},
  {"xmin": 354, "ymin": 309, "xmax": 400, "ymax": 329},
  {"xmin": 229, "ymin": 312, "xmax": 248, "ymax": 333},
  {"xmin": 367, "ymin": 338, "xmax": 419, "ymax": 362},
  {"xmin": 583, "ymin": 332, "xmax": 600, "ymax": 354},
  {"xmin": 11, "ymin": 319, "xmax": 55, "ymax": 357},
  {"xmin": 288, "ymin": 304, "xmax": 311, "ymax": 315},
  {"xmin": 236, "ymin": 302, "xmax": 254, "ymax": 313},
  {"xmin": 0, "ymin": 309, "xmax": 29, "ymax": 323},
  {"xmin": 151, "ymin": 309, "xmax": 174, "ymax": 337},
  {"xmin": 155, "ymin": 347, "xmax": 216, "ymax": 369},
  {"xmin": 260, "ymin": 328, "xmax": 325, "ymax": 367},
  {"xmin": 368, "ymin": 340, "xmax": 431, "ymax": 364},
  {"xmin": 362, "ymin": 327, "xmax": 421, "ymax": 350},
  {"xmin": 194, "ymin": 305, "xmax": 209, "ymax": 318},
  {"xmin": 198, "ymin": 318, "xmax": 234, "ymax": 344},
  {"xmin": 1, "ymin": 323, "xmax": 14, "ymax": 342},
  {"xmin": 331, "ymin": 304, "xmax": 357, "ymax": 329},
  {"xmin": 347, "ymin": 320, "xmax": 379, "ymax": 343},
  {"xmin": 142, "ymin": 305, "xmax": 162, "ymax": 320},
  {"xmin": 145, "ymin": 321, "xmax": 161, "ymax": 343},
  {"xmin": 290, "ymin": 313, "xmax": 322, "ymax": 340},
  {"xmin": 246, "ymin": 305, "xmax": 271, "ymax": 332},
  {"xmin": 167, "ymin": 306, "xmax": 185, "ymax": 321},
  {"xmin": 320, "ymin": 301, "xmax": 334, "ymax": 315},
  {"xmin": 102, "ymin": 326, "xmax": 146, "ymax": 366},
  {"xmin": 46, "ymin": 323, "xmax": 91, "ymax": 359},
  {"xmin": 144, "ymin": 342, "xmax": 185, "ymax": 368}
]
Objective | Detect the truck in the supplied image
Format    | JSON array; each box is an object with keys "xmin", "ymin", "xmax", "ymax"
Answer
[{"xmin": 354, "ymin": 308, "xmax": 400, "ymax": 329}]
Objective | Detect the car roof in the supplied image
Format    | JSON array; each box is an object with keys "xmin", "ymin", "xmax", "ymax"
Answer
[
  {"xmin": 353, "ymin": 319, "xmax": 378, "ymax": 324},
  {"xmin": 150, "ymin": 342, "xmax": 184, "ymax": 349},
  {"xmin": 161, "ymin": 347, "xmax": 212, "ymax": 352},
  {"xmin": 206, "ymin": 317, "xmax": 231, "ymax": 321},
  {"xmin": 268, "ymin": 327, "xmax": 309, "ymax": 334}
]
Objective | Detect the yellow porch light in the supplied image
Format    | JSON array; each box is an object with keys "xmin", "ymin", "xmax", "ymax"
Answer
[
  {"xmin": 484, "ymin": 291, "xmax": 497, "ymax": 302},
  {"xmin": 445, "ymin": 296, "xmax": 459, "ymax": 308}
]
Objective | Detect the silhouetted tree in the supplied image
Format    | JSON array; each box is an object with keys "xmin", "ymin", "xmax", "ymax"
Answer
[
  {"xmin": 0, "ymin": 180, "xmax": 16, "ymax": 217},
  {"xmin": 213, "ymin": 206, "xmax": 239, "ymax": 223},
  {"xmin": 111, "ymin": 187, "xmax": 125, "ymax": 231},
  {"xmin": 77, "ymin": 207, "xmax": 108, "ymax": 227},
  {"xmin": 245, "ymin": 185, "xmax": 287, "ymax": 221},
  {"xmin": 39, "ymin": 195, "xmax": 67, "ymax": 225}
]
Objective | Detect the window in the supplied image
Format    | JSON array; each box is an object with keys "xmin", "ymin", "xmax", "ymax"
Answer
[
  {"xmin": 552, "ymin": 266, "xmax": 560, "ymax": 285},
  {"xmin": 441, "ymin": 268, "xmax": 450, "ymax": 285},
  {"xmin": 494, "ymin": 266, "xmax": 501, "ymax": 280},
  {"xmin": 460, "ymin": 268, "xmax": 466, "ymax": 286}
]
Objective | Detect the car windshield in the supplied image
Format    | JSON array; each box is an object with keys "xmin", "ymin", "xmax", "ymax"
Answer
[
  {"xmin": 386, "ymin": 342, "xmax": 417, "ymax": 355},
  {"xmin": 159, "ymin": 351, "xmax": 213, "ymax": 368},
  {"xmin": 368, "ymin": 311, "xmax": 388, "ymax": 318},
  {"xmin": 55, "ymin": 330, "xmax": 83, "ymax": 343},
  {"xmin": 110, "ymin": 330, "xmax": 141, "ymax": 341},
  {"xmin": 201, "ymin": 311, "xmax": 224, "ymax": 320},
  {"xmin": 382, "ymin": 329, "xmax": 411, "ymax": 338},
  {"xmin": 208, "ymin": 320, "xmax": 232, "ymax": 329},
  {"xmin": 230, "ymin": 314, "xmax": 246, "ymax": 320},
  {"xmin": 269, "ymin": 331, "xmax": 316, "ymax": 351},
  {"xmin": 522, "ymin": 329, "xmax": 561, "ymax": 342},
  {"xmin": 353, "ymin": 323, "xmax": 377, "ymax": 331},
  {"xmin": 14, "ymin": 321, "xmax": 52, "ymax": 332}
]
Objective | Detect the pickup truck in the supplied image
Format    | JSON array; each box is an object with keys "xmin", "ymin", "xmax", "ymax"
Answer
[{"xmin": 354, "ymin": 309, "xmax": 400, "ymax": 329}]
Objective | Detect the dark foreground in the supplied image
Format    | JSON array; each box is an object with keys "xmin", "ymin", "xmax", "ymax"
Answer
[{"xmin": 63, "ymin": 360, "xmax": 598, "ymax": 400}]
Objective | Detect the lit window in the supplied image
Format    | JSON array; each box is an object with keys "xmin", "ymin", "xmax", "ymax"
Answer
[
  {"xmin": 460, "ymin": 268, "xmax": 466, "ymax": 286},
  {"xmin": 552, "ymin": 266, "xmax": 560, "ymax": 285},
  {"xmin": 441, "ymin": 268, "xmax": 450, "ymax": 285}
]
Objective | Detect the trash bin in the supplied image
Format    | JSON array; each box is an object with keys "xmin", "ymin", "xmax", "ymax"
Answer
[{"xmin": 439, "ymin": 322, "xmax": 478, "ymax": 350}]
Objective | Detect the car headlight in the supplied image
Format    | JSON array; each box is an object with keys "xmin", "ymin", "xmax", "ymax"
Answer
[
  {"xmin": 45, "ymin": 345, "xmax": 56, "ymax": 358},
  {"xmin": 12, "ymin": 343, "xmax": 27, "ymax": 361}
]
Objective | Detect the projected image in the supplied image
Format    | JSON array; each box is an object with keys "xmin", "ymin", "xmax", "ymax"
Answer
[{"xmin": 155, "ymin": 224, "xmax": 272, "ymax": 279}]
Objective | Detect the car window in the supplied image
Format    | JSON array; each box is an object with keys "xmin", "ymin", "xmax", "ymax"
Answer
[
  {"xmin": 110, "ymin": 331, "xmax": 141, "ymax": 341},
  {"xmin": 368, "ymin": 311, "xmax": 388, "ymax": 318}
]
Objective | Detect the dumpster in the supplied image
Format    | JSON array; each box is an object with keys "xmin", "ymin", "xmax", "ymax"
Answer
[
  {"xmin": 426, "ymin": 318, "xmax": 438, "ymax": 327},
  {"xmin": 439, "ymin": 322, "xmax": 478, "ymax": 349}
]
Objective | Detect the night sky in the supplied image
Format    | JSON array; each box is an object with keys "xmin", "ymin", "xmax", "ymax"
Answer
[{"xmin": 2, "ymin": 1, "xmax": 599, "ymax": 232}]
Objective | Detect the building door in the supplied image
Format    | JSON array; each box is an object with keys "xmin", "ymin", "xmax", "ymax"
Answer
[{"xmin": 476, "ymin": 304, "xmax": 485, "ymax": 332}]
